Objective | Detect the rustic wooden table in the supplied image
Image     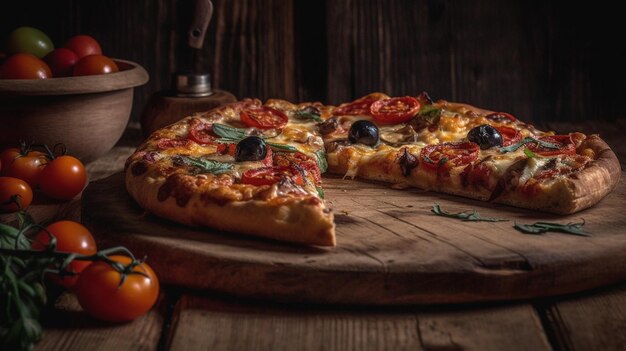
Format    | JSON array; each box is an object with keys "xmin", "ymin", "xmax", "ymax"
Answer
[{"xmin": 33, "ymin": 121, "xmax": 626, "ymax": 351}]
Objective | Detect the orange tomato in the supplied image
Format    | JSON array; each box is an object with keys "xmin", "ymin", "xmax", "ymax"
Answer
[
  {"xmin": 0, "ymin": 53, "xmax": 51, "ymax": 79},
  {"xmin": 0, "ymin": 148, "xmax": 47, "ymax": 187},
  {"xmin": 72, "ymin": 55, "xmax": 118, "ymax": 76},
  {"xmin": 39, "ymin": 155, "xmax": 87, "ymax": 200},
  {"xmin": 75, "ymin": 255, "xmax": 159, "ymax": 322},
  {"xmin": 32, "ymin": 221, "xmax": 97, "ymax": 289},
  {"xmin": 0, "ymin": 177, "xmax": 33, "ymax": 212}
]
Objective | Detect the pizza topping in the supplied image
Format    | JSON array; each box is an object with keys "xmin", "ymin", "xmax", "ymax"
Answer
[
  {"xmin": 370, "ymin": 97, "xmax": 421, "ymax": 125},
  {"xmin": 156, "ymin": 138, "xmax": 193, "ymax": 150},
  {"xmin": 496, "ymin": 126, "xmax": 522, "ymax": 146},
  {"xmin": 130, "ymin": 161, "xmax": 149, "ymax": 176},
  {"xmin": 527, "ymin": 135, "xmax": 576, "ymax": 156},
  {"xmin": 467, "ymin": 124, "xmax": 503, "ymax": 149},
  {"xmin": 416, "ymin": 91, "xmax": 434, "ymax": 105},
  {"xmin": 348, "ymin": 120, "xmax": 379, "ymax": 146},
  {"xmin": 212, "ymin": 123, "xmax": 299, "ymax": 153},
  {"xmin": 294, "ymin": 106, "xmax": 323, "ymax": 123},
  {"xmin": 240, "ymin": 106, "xmax": 288, "ymax": 130},
  {"xmin": 319, "ymin": 117, "xmax": 339, "ymax": 135},
  {"xmin": 173, "ymin": 155, "xmax": 234, "ymax": 175},
  {"xmin": 409, "ymin": 105, "xmax": 441, "ymax": 132},
  {"xmin": 461, "ymin": 161, "xmax": 493, "ymax": 189},
  {"xmin": 499, "ymin": 136, "xmax": 560, "ymax": 153},
  {"xmin": 333, "ymin": 96, "xmax": 377, "ymax": 116},
  {"xmin": 420, "ymin": 142, "xmax": 480, "ymax": 174},
  {"xmin": 188, "ymin": 118, "xmax": 217, "ymax": 144},
  {"xmin": 398, "ymin": 147, "xmax": 418, "ymax": 177},
  {"xmin": 235, "ymin": 136, "xmax": 268, "ymax": 162},
  {"xmin": 485, "ymin": 112, "xmax": 518, "ymax": 124},
  {"xmin": 274, "ymin": 151, "xmax": 322, "ymax": 185},
  {"xmin": 241, "ymin": 166, "xmax": 304, "ymax": 186},
  {"xmin": 379, "ymin": 124, "xmax": 418, "ymax": 145}
]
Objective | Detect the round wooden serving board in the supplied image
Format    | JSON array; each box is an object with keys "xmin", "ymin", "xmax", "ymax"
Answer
[{"xmin": 82, "ymin": 172, "xmax": 626, "ymax": 305}]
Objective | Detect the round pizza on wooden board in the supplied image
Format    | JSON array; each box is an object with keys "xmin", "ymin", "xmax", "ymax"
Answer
[{"xmin": 124, "ymin": 92, "xmax": 621, "ymax": 247}]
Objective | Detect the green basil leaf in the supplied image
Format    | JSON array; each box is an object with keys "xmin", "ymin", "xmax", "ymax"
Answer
[
  {"xmin": 294, "ymin": 109, "xmax": 323, "ymax": 122},
  {"xmin": 499, "ymin": 137, "xmax": 560, "ymax": 153},
  {"xmin": 177, "ymin": 156, "xmax": 233, "ymax": 174},
  {"xmin": 514, "ymin": 220, "xmax": 591, "ymax": 237},
  {"xmin": 523, "ymin": 148, "xmax": 536, "ymax": 158},
  {"xmin": 267, "ymin": 142, "xmax": 298, "ymax": 152},
  {"xmin": 316, "ymin": 187, "xmax": 325, "ymax": 199},
  {"xmin": 212, "ymin": 123, "xmax": 247, "ymax": 141},
  {"xmin": 314, "ymin": 150, "xmax": 328, "ymax": 173},
  {"xmin": 431, "ymin": 203, "xmax": 509, "ymax": 222}
]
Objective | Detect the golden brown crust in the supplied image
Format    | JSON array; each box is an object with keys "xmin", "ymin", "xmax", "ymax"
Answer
[{"xmin": 125, "ymin": 171, "xmax": 336, "ymax": 246}]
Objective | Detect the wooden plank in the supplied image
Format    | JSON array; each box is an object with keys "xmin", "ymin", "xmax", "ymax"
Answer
[
  {"xmin": 540, "ymin": 283, "xmax": 626, "ymax": 351},
  {"xmin": 167, "ymin": 295, "xmax": 550, "ymax": 351},
  {"xmin": 36, "ymin": 292, "xmax": 166, "ymax": 351}
]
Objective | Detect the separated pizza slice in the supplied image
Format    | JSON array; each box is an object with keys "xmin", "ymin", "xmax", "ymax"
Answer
[{"xmin": 125, "ymin": 101, "xmax": 336, "ymax": 246}]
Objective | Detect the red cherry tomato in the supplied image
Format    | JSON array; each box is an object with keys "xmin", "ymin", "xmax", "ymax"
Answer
[
  {"xmin": 495, "ymin": 126, "xmax": 522, "ymax": 147},
  {"xmin": 527, "ymin": 135, "xmax": 576, "ymax": 156},
  {"xmin": 241, "ymin": 166, "xmax": 304, "ymax": 186},
  {"xmin": 0, "ymin": 148, "xmax": 47, "ymax": 187},
  {"xmin": 187, "ymin": 118, "xmax": 217, "ymax": 144},
  {"xmin": 420, "ymin": 142, "xmax": 480, "ymax": 175},
  {"xmin": 63, "ymin": 35, "xmax": 102, "ymax": 59},
  {"xmin": 370, "ymin": 97, "xmax": 421, "ymax": 125},
  {"xmin": 486, "ymin": 112, "xmax": 518, "ymax": 123},
  {"xmin": 32, "ymin": 221, "xmax": 97, "ymax": 289},
  {"xmin": 43, "ymin": 48, "xmax": 79, "ymax": 77},
  {"xmin": 333, "ymin": 96, "xmax": 379, "ymax": 116},
  {"xmin": 72, "ymin": 55, "xmax": 119, "ymax": 76},
  {"xmin": 216, "ymin": 143, "xmax": 237, "ymax": 156},
  {"xmin": 39, "ymin": 156, "xmax": 87, "ymax": 200},
  {"xmin": 240, "ymin": 107, "xmax": 288, "ymax": 129},
  {"xmin": 0, "ymin": 177, "xmax": 33, "ymax": 212},
  {"xmin": 0, "ymin": 53, "xmax": 51, "ymax": 79},
  {"xmin": 75, "ymin": 255, "xmax": 159, "ymax": 322},
  {"xmin": 155, "ymin": 138, "xmax": 193, "ymax": 150}
]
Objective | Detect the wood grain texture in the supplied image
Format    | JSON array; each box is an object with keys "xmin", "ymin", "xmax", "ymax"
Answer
[
  {"xmin": 2, "ymin": 1, "xmax": 623, "ymax": 122},
  {"xmin": 81, "ymin": 171, "xmax": 626, "ymax": 305},
  {"xmin": 539, "ymin": 283, "xmax": 626, "ymax": 351},
  {"xmin": 166, "ymin": 294, "xmax": 549, "ymax": 351},
  {"xmin": 36, "ymin": 292, "xmax": 165, "ymax": 351}
]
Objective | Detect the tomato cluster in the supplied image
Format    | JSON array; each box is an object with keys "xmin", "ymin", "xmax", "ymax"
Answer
[
  {"xmin": 0, "ymin": 144, "xmax": 87, "ymax": 212},
  {"xmin": 31, "ymin": 220, "xmax": 159, "ymax": 322},
  {"xmin": 0, "ymin": 26, "xmax": 118, "ymax": 79}
]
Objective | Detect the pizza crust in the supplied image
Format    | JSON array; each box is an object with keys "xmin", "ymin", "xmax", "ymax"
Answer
[{"xmin": 126, "ymin": 171, "xmax": 336, "ymax": 246}]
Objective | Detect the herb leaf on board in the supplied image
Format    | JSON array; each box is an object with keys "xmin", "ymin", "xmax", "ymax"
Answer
[{"xmin": 431, "ymin": 203, "xmax": 509, "ymax": 222}]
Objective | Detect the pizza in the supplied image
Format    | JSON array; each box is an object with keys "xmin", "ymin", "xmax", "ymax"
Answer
[{"xmin": 125, "ymin": 92, "xmax": 621, "ymax": 246}]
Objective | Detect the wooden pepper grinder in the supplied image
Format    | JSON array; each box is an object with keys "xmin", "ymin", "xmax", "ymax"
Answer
[{"xmin": 141, "ymin": 0, "xmax": 236, "ymax": 137}]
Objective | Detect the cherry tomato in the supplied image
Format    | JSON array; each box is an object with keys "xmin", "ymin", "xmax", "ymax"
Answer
[
  {"xmin": 273, "ymin": 152, "xmax": 321, "ymax": 185},
  {"xmin": 241, "ymin": 166, "xmax": 304, "ymax": 186},
  {"xmin": 43, "ymin": 48, "xmax": 79, "ymax": 77},
  {"xmin": 495, "ymin": 126, "xmax": 522, "ymax": 147},
  {"xmin": 0, "ymin": 148, "xmax": 47, "ymax": 187},
  {"xmin": 420, "ymin": 142, "xmax": 480, "ymax": 175},
  {"xmin": 6, "ymin": 26, "xmax": 54, "ymax": 58},
  {"xmin": 63, "ymin": 35, "xmax": 102, "ymax": 59},
  {"xmin": 0, "ymin": 177, "xmax": 32, "ymax": 212},
  {"xmin": 333, "ymin": 96, "xmax": 378, "ymax": 116},
  {"xmin": 32, "ymin": 221, "xmax": 97, "ymax": 289},
  {"xmin": 39, "ymin": 156, "xmax": 87, "ymax": 200},
  {"xmin": 485, "ymin": 112, "xmax": 518, "ymax": 123},
  {"xmin": 75, "ymin": 255, "xmax": 159, "ymax": 322},
  {"xmin": 187, "ymin": 118, "xmax": 217, "ymax": 144},
  {"xmin": 240, "ymin": 106, "xmax": 288, "ymax": 129},
  {"xmin": 527, "ymin": 135, "xmax": 576, "ymax": 156},
  {"xmin": 0, "ymin": 53, "xmax": 52, "ymax": 79},
  {"xmin": 371, "ymin": 97, "xmax": 421, "ymax": 125},
  {"xmin": 72, "ymin": 55, "xmax": 119, "ymax": 76},
  {"xmin": 216, "ymin": 143, "xmax": 237, "ymax": 156}
]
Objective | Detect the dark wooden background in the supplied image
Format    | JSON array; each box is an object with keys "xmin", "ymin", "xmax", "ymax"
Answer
[{"xmin": 2, "ymin": 0, "xmax": 624, "ymax": 123}]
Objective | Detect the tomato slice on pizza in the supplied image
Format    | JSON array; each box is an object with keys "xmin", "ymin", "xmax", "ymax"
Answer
[
  {"xmin": 241, "ymin": 166, "xmax": 304, "ymax": 186},
  {"xmin": 420, "ymin": 142, "xmax": 480, "ymax": 172},
  {"xmin": 333, "ymin": 96, "xmax": 378, "ymax": 116},
  {"xmin": 370, "ymin": 97, "xmax": 421, "ymax": 125},
  {"xmin": 188, "ymin": 118, "xmax": 218, "ymax": 144},
  {"xmin": 495, "ymin": 126, "xmax": 522, "ymax": 146},
  {"xmin": 240, "ymin": 106, "xmax": 288, "ymax": 129}
]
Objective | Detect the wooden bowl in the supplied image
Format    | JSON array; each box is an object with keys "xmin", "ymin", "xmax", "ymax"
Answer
[{"xmin": 0, "ymin": 59, "xmax": 149, "ymax": 162}]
